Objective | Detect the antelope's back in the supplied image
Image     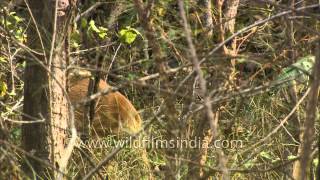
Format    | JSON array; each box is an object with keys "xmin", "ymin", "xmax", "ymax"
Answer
[{"xmin": 68, "ymin": 78, "xmax": 142, "ymax": 136}]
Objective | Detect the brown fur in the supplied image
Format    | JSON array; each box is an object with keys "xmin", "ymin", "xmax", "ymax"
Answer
[
  {"xmin": 68, "ymin": 77, "xmax": 153, "ymax": 178},
  {"xmin": 68, "ymin": 78, "xmax": 142, "ymax": 136}
]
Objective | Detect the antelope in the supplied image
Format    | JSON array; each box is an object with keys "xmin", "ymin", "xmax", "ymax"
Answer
[
  {"xmin": 68, "ymin": 70, "xmax": 153, "ymax": 178},
  {"xmin": 68, "ymin": 71, "xmax": 142, "ymax": 136}
]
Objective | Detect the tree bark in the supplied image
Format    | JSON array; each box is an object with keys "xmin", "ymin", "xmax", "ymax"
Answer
[
  {"xmin": 198, "ymin": 0, "xmax": 213, "ymax": 38},
  {"xmin": 299, "ymin": 39, "xmax": 320, "ymax": 180},
  {"xmin": 223, "ymin": 0, "xmax": 239, "ymax": 55},
  {"xmin": 22, "ymin": 0, "xmax": 75, "ymax": 178},
  {"xmin": 215, "ymin": 0, "xmax": 239, "ymax": 56}
]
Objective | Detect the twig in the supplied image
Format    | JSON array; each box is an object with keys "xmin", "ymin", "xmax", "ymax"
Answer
[
  {"xmin": 105, "ymin": 43, "xmax": 121, "ymax": 81},
  {"xmin": 74, "ymin": 2, "xmax": 108, "ymax": 22},
  {"xmin": 23, "ymin": 0, "xmax": 47, "ymax": 63},
  {"xmin": 48, "ymin": 0, "xmax": 59, "ymax": 69},
  {"xmin": 178, "ymin": 0, "xmax": 228, "ymax": 178},
  {"xmin": 69, "ymin": 42, "xmax": 115, "ymax": 55}
]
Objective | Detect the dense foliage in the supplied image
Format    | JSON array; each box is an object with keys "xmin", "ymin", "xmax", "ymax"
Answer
[{"xmin": 0, "ymin": 0, "xmax": 319, "ymax": 179}]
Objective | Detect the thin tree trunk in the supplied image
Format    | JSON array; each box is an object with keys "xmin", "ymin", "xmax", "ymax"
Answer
[
  {"xmin": 215, "ymin": 0, "xmax": 239, "ymax": 56},
  {"xmin": 133, "ymin": 1, "xmax": 172, "ymax": 178},
  {"xmin": 283, "ymin": 1, "xmax": 304, "ymax": 179},
  {"xmin": 215, "ymin": 0, "xmax": 226, "ymax": 53},
  {"xmin": 317, "ymin": 136, "xmax": 320, "ymax": 179},
  {"xmin": 198, "ymin": 0, "xmax": 213, "ymax": 38},
  {"xmin": 195, "ymin": 1, "xmax": 220, "ymax": 178},
  {"xmin": 215, "ymin": 0, "xmax": 239, "ymax": 87},
  {"xmin": 223, "ymin": 0, "xmax": 239, "ymax": 56},
  {"xmin": 179, "ymin": 1, "xmax": 228, "ymax": 179},
  {"xmin": 299, "ymin": 39, "xmax": 320, "ymax": 180},
  {"xmin": 22, "ymin": 0, "xmax": 75, "ymax": 178}
]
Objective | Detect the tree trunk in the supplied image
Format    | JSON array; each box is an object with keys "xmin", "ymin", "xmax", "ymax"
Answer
[
  {"xmin": 299, "ymin": 39, "xmax": 320, "ymax": 180},
  {"xmin": 198, "ymin": 0, "xmax": 213, "ymax": 38},
  {"xmin": 223, "ymin": 0, "xmax": 239, "ymax": 55},
  {"xmin": 215, "ymin": 0, "xmax": 239, "ymax": 56},
  {"xmin": 283, "ymin": 1, "xmax": 304, "ymax": 179},
  {"xmin": 22, "ymin": 0, "xmax": 75, "ymax": 178}
]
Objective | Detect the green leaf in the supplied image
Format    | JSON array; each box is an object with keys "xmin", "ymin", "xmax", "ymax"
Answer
[
  {"xmin": 87, "ymin": 20, "xmax": 108, "ymax": 39},
  {"xmin": 71, "ymin": 41, "xmax": 80, "ymax": 48},
  {"xmin": 88, "ymin": 20, "xmax": 100, "ymax": 33},
  {"xmin": 287, "ymin": 155, "xmax": 297, "ymax": 160},
  {"xmin": 313, "ymin": 158, "xmax": 319, "ymax": 167},
  {"xmin": 0, "ymin": 57, "xmax": 7, "ymax": 63},
  {"xmin": 21, "ymin": 61, "xmax": 26, "ymax": 68},
  {"xmin": 98, "ymin": 32, "xmax": 107, "ymax": 39},
  {"xmin": 99, "ymin": 26, "xmax": 108, "ymax": 32},
  {"xmin": 8, "ymin": 91, "xmax": 16, "ymax": 97},
  {"xmin": 15, "ymin": 27, "xmax": 26, "ymax": 42},
  {"xmin": 9, "ymin": 12, "xmax": 16, "ymax": 16},
  {"xmin": 127, "ymin": 27, "xmax": 143, "ymax": 38},
  {"xmin": 10, "ymin": 127, "xmax": 21, "ymax": 140},
  {"xmin": 13, "ymin": 14, "xmax": 23, "ymax": 23},
  {"xmin": 271, "ymin": 157, "xmax": 281, "ymax": 163},
  {"xmin": 127, "ymin": 73, "xmax": 137, "ymax": 80},
  {"xmin": 156, "ymin": 7, "xmax": 166, "ymax": 16},
  {"xmin": 97, "ymin": 28, "xmax": 108, "ymax": 39},
  {"xmin": 81, "ymin": 18, "xmax": 87, "ymax": 28},
  {"xmin": 0, "ymin": 81, "xmax": 8, "ymax": 97},
  {"xmin": 119, "ymin": 27, "xmax": 142, "ymax": 44},
  {"xmin": 260, "ymin": 151, "xmax": 272, "ymax": 160},
  {"xmin": 119, "ymin": 29, "xmax": 137, "ymax": 44},
  {"xmin": 71, "ymin": 30, "xmax": 81, "ymax": 48},
  {"xmin": 244, "ymin": 159, "xmax": 255, "ymax": 168}
]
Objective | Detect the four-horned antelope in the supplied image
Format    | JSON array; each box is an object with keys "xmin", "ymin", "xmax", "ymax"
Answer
[
  {"xmin": 68, "ymin": 72, "xmax": 142, "ymax": 136},
  {"xmin": 67, "ymin": 70, "xmax": 152, "ymax": 178}
]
